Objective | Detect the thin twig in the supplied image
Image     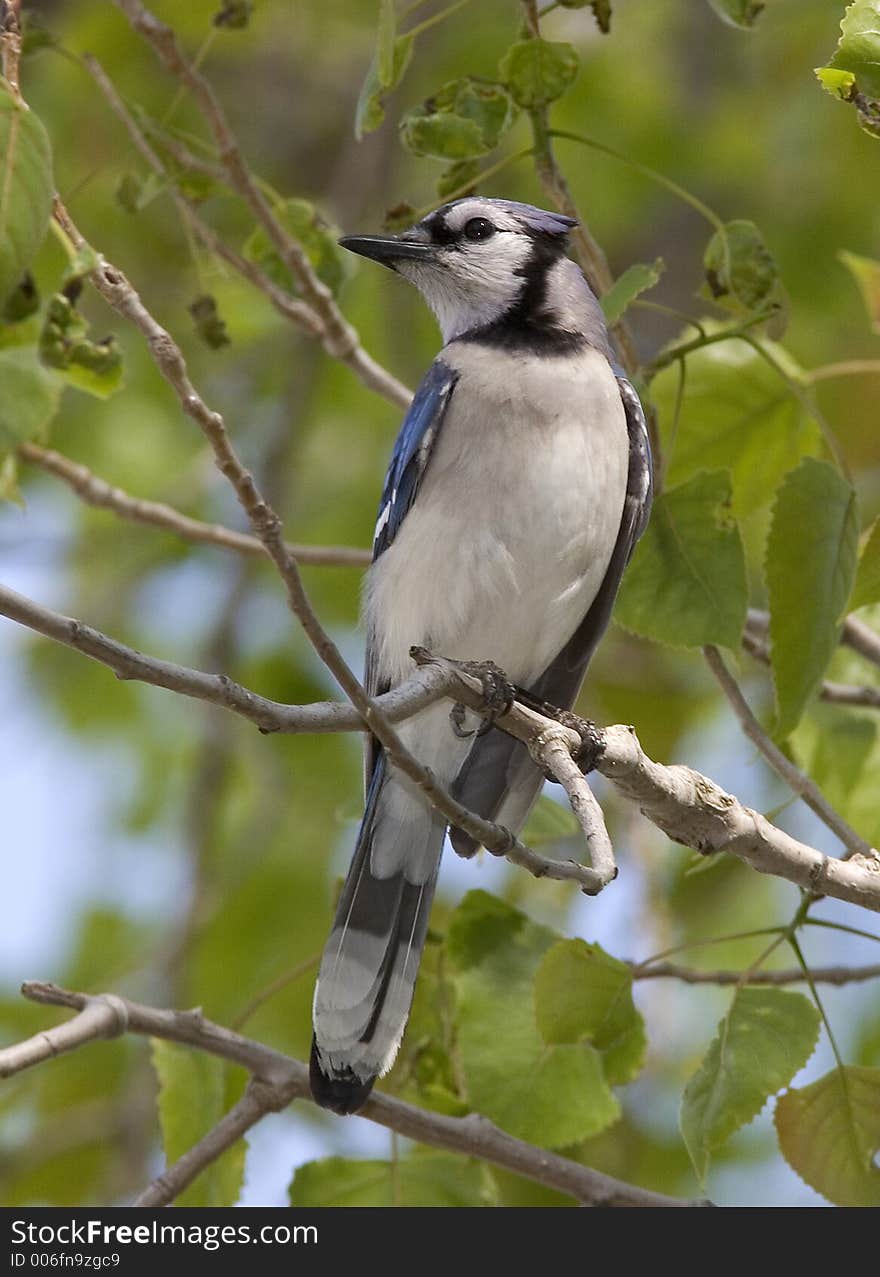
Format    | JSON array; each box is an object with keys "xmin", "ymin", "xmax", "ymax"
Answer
[
  {"xmin": 0, "ymin": 0, "xmax": 22, "ymax": 97},
  {"xmin": 9, "ymin": 982, "xmax": 704, "ymax": 1208},
  {"xmin": 842, "ymin": 615, "xmax": 880, "ymax": 669},
  {"xmin": 81, "ymin": 54, "xmax": 335, "ymax": 352},
  {"xmin": 747, "ymin": 607, "xmax": 880, "ymax": 673},
  {"xmin": 0, "ymin": 585, "xmax": 601, "ymax": 891},
  {"xmin": 19, "ymin": 442, "xmax": 371, "ymax": 567},
  {"xmin": 518, "ymin": 0, "xmax": 639, "ymax": 382},
  {"xmin": 806, "ymin": 360, "xmax": 880, "ymax": 383},
  {"xmin": 631, "ymin": 960, "xmax": 880, "ymax": 986},
  {"xmin": 741, "ymin": 627, "xmax": 880, "ymax": 710},
  {"xmin": 110, "ymin": 0, "xmax": 411, "ymax": 408},
  {"xmin": 703, "ymin": 644, "xmax": 875, "ymax": 861}
]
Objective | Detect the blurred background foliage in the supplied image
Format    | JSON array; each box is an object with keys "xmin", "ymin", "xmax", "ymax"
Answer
[{"xmin": 0, "ymin": 0, "xmax": 879, "ymax": 1207}]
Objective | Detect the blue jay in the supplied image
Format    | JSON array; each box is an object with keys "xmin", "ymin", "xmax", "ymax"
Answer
[{"xmin": 310, "ymin": 197, "xmax": 653, "ymax": 1114}]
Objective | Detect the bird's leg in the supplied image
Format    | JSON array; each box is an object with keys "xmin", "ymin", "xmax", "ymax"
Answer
[
  {"xmin": 456, "ymin": 658, "xmax": 516, "ymax": 737},
  {"xmin": 509, "ymin": 688, "xmax": 606, "ymax": 775}
]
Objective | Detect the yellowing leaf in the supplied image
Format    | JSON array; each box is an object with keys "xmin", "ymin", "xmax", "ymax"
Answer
[{"xmin": 775, "ymin": 1066, "xmax": 880, "ymax": 1206}]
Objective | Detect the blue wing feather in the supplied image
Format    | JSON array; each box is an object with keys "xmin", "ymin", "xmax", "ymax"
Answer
[
  {"xmin": 364, "ymin": 360, "xmax": 458, "ymax": 785},
  {"xmin": 372, "ymin": 360, "xmax": 459, "ymax": 562}
]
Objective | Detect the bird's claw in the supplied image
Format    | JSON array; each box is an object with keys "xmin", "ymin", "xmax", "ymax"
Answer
[{"xmin": 462, "ymin": 659, "xmax": 516, "ymax": 736}]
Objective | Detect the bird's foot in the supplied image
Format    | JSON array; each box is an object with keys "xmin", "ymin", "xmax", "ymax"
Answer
[{"xmin": 458, "ymin": 659, "xmax": 516, "ymax": 737}]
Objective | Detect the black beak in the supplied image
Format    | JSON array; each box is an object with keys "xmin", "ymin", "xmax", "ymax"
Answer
[{"xmin": 338, "ymin": 234, "xmax": 434, "ymax": 269}]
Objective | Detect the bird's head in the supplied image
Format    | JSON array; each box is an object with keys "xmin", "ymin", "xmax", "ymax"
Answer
[{"xmin": 340, "ymin": 197, "xmax": 604, "ymax": 349}]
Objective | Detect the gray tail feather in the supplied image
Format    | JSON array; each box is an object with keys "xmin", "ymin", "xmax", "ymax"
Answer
[
  {"xmin": 450, "ymin": 734, "xmax": 543, "ymax": 858},
  {"xmin": 311, "ymin": 754, "xmax": 444, "ymax": 1115}
]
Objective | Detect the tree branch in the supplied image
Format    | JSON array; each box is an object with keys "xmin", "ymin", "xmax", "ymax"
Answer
[
  {"xmin": 631, "ymin": 960, "xmax": 880, "ymax": 986},
  {"xmin": 2, "ymin": 582, "xmax": 879, "ymax": 910},
  {"xmin": 597, "ymin": 720, "xmax": 880, "ymax": 913},
  {"xmin": 18, "ymin": 441, "xmax": 371, "ymax": 567},
  {"xmin": 109, "ymin": 0, "xmax": 411, "ymax": 408},
  {"xmin": 80, "ymin": 53, "xmax": 341, "ymax": 357},
  {"xmin": 132, "ymin": 1076, "xmax": 286, "ymax": 1208},
  {"xmin": 741, "ymin": 628, "xmax": 880, "ymax": 710},
  {"xmin": 7, "ymin": 982, "xmax": 704, "ymax": 1208},
  {"xmin": 703, "ymin": 644, "xmax": 874, "ymax": 861}
]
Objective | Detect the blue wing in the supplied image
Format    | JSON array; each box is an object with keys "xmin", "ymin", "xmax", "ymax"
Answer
[
  {"xmin": 450, "ymin": 368, "xmax": 653, "ymax": 854},
  {"xmin": 364, "ymin": 360, "xmax": 458, "ymax": 784},
  {"xmin": 371, "ymin": 360, "xmax": 459, "ymax": 563}
]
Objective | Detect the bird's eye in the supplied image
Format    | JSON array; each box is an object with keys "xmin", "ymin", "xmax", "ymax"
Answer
[{"xmin": 463, "ymin": 217, "xmax": 495, "ymax": 242}]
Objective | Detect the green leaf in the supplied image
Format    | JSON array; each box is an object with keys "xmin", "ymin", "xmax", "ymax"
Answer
[
  {"xmin": 600, "ymin": 259, "xmax": 664, "ymax": 325},
  {"xmin": 447, "ymin": 892, "xmax": 620, "ymax": 1148},
  {"xmin": 242, "ymin": 198, "xmax": 349, "ymax": 295},
  {"xmin": 38, "ymin": 293, "xmax": 124, "ymax": 399},
  {"xmin": 681, "ymin": 987, "xmax": 820, "ymax": 1186},
  {"xmin": 291, "ymin": 1153, "xmax": 496, "ymax": 1207},
  {"xmin": 852, "ymin": 518, "xmax": 880, "ymax": 610},
  {"xmin": 354, "ymin": 35, "xmax": 413, "ymax": 138},
  {"xmin": 703, "ymin": 220, "xmax": 781, "ymax": 316},
  {"xmin": 534, "ymin": 940, "xmax": 646, "ymax": 1085},
  {"xmin": 401, "ymin": 111, "xmax": 487, "ymax": 160},
  {"xmin": 705, "ymin": 0, "xmax": 765, "ymax": 29},
  {"xmin": 377, "ymin": 0, "xmax": 397, "ymax": 87},
  {"xmin": 652, "ymin": 328, "xmax": 820, "ymax": 515},
  {"xmin": 766, "ymin": 458, "xmax": 859, "ymax": 736},
  {"xmin": 2, "ymin": 271, "xmax": 39, "ymax": 322},
  {"xmin": 614, "ymin": 470, "xmax": 748, "ymax": 650},
  {"xmin": 817, "ymin": 1, "xmax": 880, "ymax": 137},
  {"xmin": 775, "ymin": 1066, "xmax": 880, "ymax": 1206},
  {"xmin": 825, "ymin": 0, "xmax": 880, "ymax": 99},
  {"xmin": 189, "ymin": 293, "xmax": 231, "ymax": 350},
  {"xmin": 815, "ymin": 66, "xmax": 857, "ymax": 99},
  {"xmin": 791, "ymin": 704, "xmax": 880, "ymax": 851},
  {"xmin": 559, "ymin": 0, "xmax": 612, "ymax": 30},
  {"xmin": 151, "ymin": 1041, "xmax": 246, "ymax": 1207},
  {"xmin": 839, "ymin": 249, "xmax": 880, "ymax": 333},
  {"xmin": 0, "ymin": 84, "xmax": 54, "ymax": 309},
  {"xmin": 0, "ymin": 340, "xmax": 61, "ymax": 452},
  {"xmin": 436, "ymin": 159, "xmax": 480, "ymax": 200},
  {"xmin": 499, "ymin": 40, "xmax": 579, "ymax": 109},
  {"xmin": 213, "ymin": 1, "xmax": 254, "ymax": 28},
  {"xmin": 591, "ymin": 1, "xmax": 612, "ymax": 32},
  {"xmin": 0, "ymin": 452, "xmax": 20, "ymax": 504},
  {"xmin": 401, "ymin": 79, "xmax": 517, "ymax": 160},
  {"xmin": 520, "ymin": 794, "xmax": 581, "ymax": 846}
]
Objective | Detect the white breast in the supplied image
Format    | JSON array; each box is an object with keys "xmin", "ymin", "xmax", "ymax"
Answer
[{"xmin": 365, "ymin": 343, "xmax": 629, "ymax": 698}]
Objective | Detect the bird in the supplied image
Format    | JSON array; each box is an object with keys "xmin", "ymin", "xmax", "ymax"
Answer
[{"xmin": 309, "ymin": 196, "xmax": 653, "ymax": 1115}]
